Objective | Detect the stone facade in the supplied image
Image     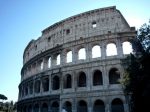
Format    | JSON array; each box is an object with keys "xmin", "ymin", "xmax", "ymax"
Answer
[{"xmin": 17, "ymin": 6, "xmax": 136, "ymax": 112}]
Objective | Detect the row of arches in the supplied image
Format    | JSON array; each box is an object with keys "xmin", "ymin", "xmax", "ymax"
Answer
[
  {"xmin": 22, "ymin": 41, "xmax": 132, "ymax": 79},
  {"xmin": 20, "ymin": 68, "xmax": 121, "ymax": 98},
  {"xmin": 20, "ymin": 98, "xmax": 124, "ymax": 112}
]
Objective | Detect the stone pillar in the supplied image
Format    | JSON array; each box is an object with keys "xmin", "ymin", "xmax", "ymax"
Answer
[
  {"xmin": 88, "ymin": 98, "xmax": 92, "ymax": 112},
  {"xmin": 101, "ymin": 43, "xmax": 106, "ymax": 59},
  {"xmin": 86, "ymin": 44, "xmax": 91, "ymax": 61},
  {"xmin": 72, "ymin": 98, "xmax": 76, "ymax": 112},
  {"xmin": 117, "ymin": 39, "xmax": 123, "ymax": 58},
  {"xmin": 33, "ymin": 80, "xmax": 35, "ymax": 96},
  {"xmin": 103, "ymin": 66, "xmax": 109, "ymax": 89},
  {"xmin": 51, "ymin": 55, "xmax": 55, "ymax": 68},
  {"xmin": 49, "ymin": 75, "xmax": 51, "ymax": 93},
  {"xmin": 105, "ymin": 103, "xmax": 111, "ymax": 112},
  {"xmin": 87, "ymin": 69, "xmax": 91, "ymax": 91},
  {"xmin": 61, "ymin": 50, "xmax": 66, "ymax": 65},
  {"xmin": 87, "ymin": 44, "xmax": 92, "ymax": 61},
  {"xmin": 40, "ymin": 79, "xmax": 43, "ymax": 94},
  {"xmin": 43, "ymin": 57, "xmax": 48, "ymax": 70},
  {"xmin": 72, "ymin": 47, "xmax": 78, "ymax": 64},
  {"xmin": 124, "ymin": 103, "xmax": 129, "ymax": 112}
]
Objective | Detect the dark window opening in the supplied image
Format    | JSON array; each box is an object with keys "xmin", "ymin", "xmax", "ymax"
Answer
[
  {"xmin": 35, "ymin": 80, "xmax": 40, "ymax": 93},
  {"xmin": 28, "ymin": 105, "xmax": 32, "ymax": 112},
  {"xmin": 29, "ymin": 83, "xmax": 33, "ymax": 94},
  {"xmin": 35, "ymin": 45, "xmax": 37, "ymax": 50},
  {"xmin": 52, "ymin": 76, "xmax": 60, "ymax": 90},
  {"xmin": 66, "ymin": 29, "xmax": 70, "ymax": 35},
  {"xmin": 41, "ymin": 103, "xmax": 48, "ymax": 112},
  {"xmin": 78, "ymin": 72, "xmax": 86, "ymax": 87},
  {"xmin": 52, "ymin": 102, "xmax": 59, "ymax": 112},
  {"xmin": 48, "ymin": 36, "xmax": 51, "ymax": 42},
  {"xmin": 25, "ymin": 86, "xmax": 28, "ymax": 96},
  {"xmin": 43, "ymin": 78, "xmax": 49, "ymax": 92},
  {"xmin": 64, "ymin": 74, "xmax": 72, "ymax": 89},
  {"xmin": 64, "ymin": 101, "xmax": 72, "ymax": 112},
  {"xmin": 78, "ymin": 100, "xmax": 87, "ymax": 112},
  {"xmin": 93, "ymin": 100, "xmax": 105, "ymax": 112},
  {"xmin": 93, "ymin": 70, "xmax": 103, "ymax": 86},
  {"xmin": 111, "ymin": 98, "xmax": 124, "ymax": 112},
  {"xmin": 109, "ymin": 68, "xmax": 120, "ymax": 84},
  {"xmin": 34, "ymin": 104, "xmax": 39, "ymax": 112},
  {"xmin": 92, "ymin": 21, "xmax": 97, "ymax": 28}
]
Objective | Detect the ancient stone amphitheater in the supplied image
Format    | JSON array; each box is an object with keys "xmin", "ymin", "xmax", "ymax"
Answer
[{"xmin": 17, "ymin": 6, "xmax": 136, "ymax": 112}]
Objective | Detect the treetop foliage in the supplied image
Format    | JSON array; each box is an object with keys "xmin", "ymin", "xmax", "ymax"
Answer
[{"xmin": 0, "ymin": 94, "xmax": 7, "ymax": 100}]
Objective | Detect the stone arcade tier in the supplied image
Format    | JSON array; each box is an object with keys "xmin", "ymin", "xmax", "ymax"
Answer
[{"xmin": 17, "ymin": 6, "xmax": 136, "ymax": 112}]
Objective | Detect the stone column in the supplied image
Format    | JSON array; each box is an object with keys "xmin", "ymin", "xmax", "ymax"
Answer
[
  {"xmin": 72, "ymin": 47, "xmax": 78, "ymax": 64},
  {"xmin": 40, "ymin": 79, "xmax": 43, "ymax": 94},
  {"xmin": 105, "ymin": 103, "xmax": 111, "ymax": 112},
  {"xmin": 117, "ymin": 39, "xmax": 123, "ymax": 58},
  {"xmin": 43, "ymin": 57, "xmax": 48, "ymax": 70},
  {"xmin": 88, "ymin": 44, "xmax": 92, "ymax": 61},
  {"xmin": 124, "ymin": 103, "xmax": 129, "ymax": 112},
  {"xmin": 103, "ymin": 66, "xmax": 109, "ymax": 89},
  {"xmin": 101, "ymin": 43, "xmax": 106, "ymax": 59},
  {"xmin": 86, "ymin": 44, "xmax": 91, "ymax": 61},
  {"xmin": 88, "ymin": 98, "xmax": 92, "ymax": 112},
  {"xmin": 72, "ymin": 98, "xmax": 77, "ymax": 112},
  {"xmin": 61, "ymin": 50, "xmax": 66, "ymax": 65},
  {"xmin": 49, "ymin": 74, "xmax": 51, "ymax": 93},
  {"xmin": 33, "ymin": 80, "xmax": 35, "ymax": 96}
]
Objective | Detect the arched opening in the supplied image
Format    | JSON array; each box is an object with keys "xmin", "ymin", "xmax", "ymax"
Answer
[
  {"xmin": 42, "ymin": 78, "xmax": 49, "ymax": 92},
  {"xmin": 33, "ymin": 104, "xmax": 39, "ymax": 112},
  {"xmin": 106, "ymin": 43, "xmax": 117, "ymax": 56},
  {"xmin": 77, "ymin": 100, "xmax": 87, "ymax": 112},
  {"xmin": 111, "ymin": 98, "xmax": 124, "ymax": 112},
  {"xmin": 93, "ymin": 100, "xmax": 105, "ymax": 112},
  {"xmin": 66, "ymin": 51, "xmax": 72, "ymax": 63},
  {"xmin": 23, "ymin": 106, "xmax": 27, "ymax": 112},
  {"xmin": 48, "ymin": 57, "xmax": 51, "ymax": 68},
  {"xmin": 34, "ymin": 80, "xmax": 40, "ymax": 93},
  {"xmin": 122, "ymin": 41, "xmax": 132, "ymax": 54},
  {"xmin": 28, "ymin": 105, "xmax": 32, "ymax": 112},
  {"xmin": 92, "ymin": 21, "xmax": 97, "ymax": 28},
  {"xmin": 29, "ymin": 83, "xmax": 33, "ymax": 94},
  {"xmin": 64, "ymin": 74, "xmax": 72, "ymax": 89},
  {"xmin": 25, "ymin": 86, "xmax": 28, "ymax": 96},
  {"xmin": 78, "ymin": 48, "xmax": 86, "ymax": 60},
  {"xmin": 41, "ymin": 103, "xmax": 48, "ymax": 112},
  {"xmin": 56, "ymin": 54, "xmax": 60, "ymax": 65},
  {"xmin": 93, "ymin": 70, "xmax": 103, "ymax": 86},
  {"xmin": 64, "ymin": 101, "xmax": 72, "ymax": 112},
  {"xmin": 92, "ymin": 45, "xmax": 101, "ymax": 58},
  {"xmin": 51, "ymin": 101, "xmax": 59, "ymax": 112},
  {"xmin": 52, "ymin": 76, "xmax": 60, "ymax": 90},
  {"xmin": 78, "ymin": 72, "xmax": 86, "ymax": 87},
  {"xmin": 109, "ymin": 68, "xmax": 120, "ymax": 84}
]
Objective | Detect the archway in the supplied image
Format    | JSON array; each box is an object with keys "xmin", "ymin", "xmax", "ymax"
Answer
[
  {"xmin": 111, "ymin": 98, "xmax": 124, "ymax": 112},
  {"xmin": 77, "ymin": 100, "xmax": 87, "ymax": 112},
  {"xmin": 93, "ymin": 70, "xmax": 103, "ymax": 85},
  {"xmin": 93, "ymin": 100, "xmax": 105, "ymax": 112},
  {"xmin": 109, "ymin": 68, "xmax": 120, "ymax": 84}
]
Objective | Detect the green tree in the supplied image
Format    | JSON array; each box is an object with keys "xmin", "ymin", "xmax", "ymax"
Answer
[
  {"xmin": 0, "ymin": 94, "xmax": 7, "ymax": 101},
  {"xmin": 121, "ymin": 20, "xmax": 150, "ymax": 112}
]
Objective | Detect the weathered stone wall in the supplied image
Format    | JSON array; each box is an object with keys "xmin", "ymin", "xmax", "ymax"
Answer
[{"xmin": 18, "ymin": 6, "xmax": 136, "ymax": 112}]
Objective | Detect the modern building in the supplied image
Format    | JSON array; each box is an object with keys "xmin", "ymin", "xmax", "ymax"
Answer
[{"xmin": 17, "ymin": 6, "xmax": 136, "ymax": 112}]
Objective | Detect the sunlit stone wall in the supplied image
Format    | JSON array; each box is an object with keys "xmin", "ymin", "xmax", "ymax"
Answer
[{"xmin": 17, "ymin": 6, "xmax": 136, "ymax": 112}]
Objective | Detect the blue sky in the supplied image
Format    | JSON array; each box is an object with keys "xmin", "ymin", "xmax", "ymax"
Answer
[{"xmin": 0, "ymin": 0, "xmax": 149, "ymax": 102}]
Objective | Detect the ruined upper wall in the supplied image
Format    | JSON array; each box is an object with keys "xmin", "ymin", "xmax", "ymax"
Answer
[{"xmin": 23, "ymin": 6, "xmax": 133, "ymax": 64}]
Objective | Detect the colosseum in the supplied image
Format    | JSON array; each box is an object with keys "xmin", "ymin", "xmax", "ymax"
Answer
[{"xmin": 17, "ymin": 6, "xmax": 136, "ymax": 112}]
